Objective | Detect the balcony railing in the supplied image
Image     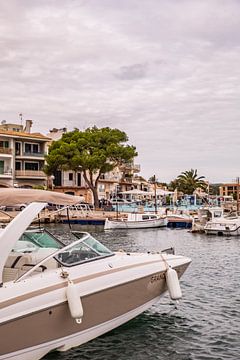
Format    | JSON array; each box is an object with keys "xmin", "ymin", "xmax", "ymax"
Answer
[
  {"xmin": 0, "ymin": 169, "xmax": 13, "ymax": 177},
  {"xmin": 119, "ymin": 163, "xmax": 141, "ymax": 172},
  {"xmin": 15, "ymin": 170, "xmax": 46, "ymax": 178},
  {"xmin": 121, "ymin": 177, "xmax": 133, "ymax": 183},
  {"xmin": 21, "ymin": 152, "xmax": 46, "ymax": 157},
  {"xmin": 0, "ymin": 147, "xmax": 12, "ymax": 154}
]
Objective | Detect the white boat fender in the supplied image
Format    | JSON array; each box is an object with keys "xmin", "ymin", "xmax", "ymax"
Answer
[
  {"xmin": 66, "ymin": 280, "xmax": 83, "ymax": 324},
  {"xmin": 165, "ymin": 267, "xmax": 182, "ymax": 301}
]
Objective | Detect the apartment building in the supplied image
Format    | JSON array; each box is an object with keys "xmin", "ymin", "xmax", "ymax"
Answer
[
  {"xmin": 0, "ymin": 120, "xmax": 50, "ymax": 188},
  {"xmin": 219, "ymin": 183, "xmax": 240, "ymax": 200},
  {"xmin": 97, "ymin": 162, "xmax": 139, "ymax": 199}
]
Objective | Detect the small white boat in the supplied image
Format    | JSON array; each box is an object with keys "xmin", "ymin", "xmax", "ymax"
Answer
[
  {"xmin": 104, "ymin": 212, "xmax": 167, "ymax": 230},
  {"xmin": 0, "ymin": 189, "xmax": 191, "ymax": 360},
  {"xmin": 193, "ymin": 206, "xmax": 240, "ymax": 236},
  {"xmin": 204, "ymin": 209, "xmax": 240, "ymax": 236}
]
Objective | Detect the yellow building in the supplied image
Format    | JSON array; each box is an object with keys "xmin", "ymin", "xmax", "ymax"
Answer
[
  {"xmin": 0, "ymin": 120, "xmax": 50, "ymax": 188},
  {"xmin": 219, "ymin": 183, "xmax": 240, "ymax": 200}
]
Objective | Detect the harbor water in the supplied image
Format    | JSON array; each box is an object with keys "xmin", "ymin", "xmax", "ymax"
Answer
[{"xmin": 44, "ymin": 225, "xmax": 240, "ymax": 360}]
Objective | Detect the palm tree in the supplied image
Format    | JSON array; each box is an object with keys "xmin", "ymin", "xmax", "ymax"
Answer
[{"xmin": 177, "ymin": 169, "xmax": 207, "ymax": 195}]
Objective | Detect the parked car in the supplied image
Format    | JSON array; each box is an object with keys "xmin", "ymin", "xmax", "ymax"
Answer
[{"xmin": 0, "ymin": 204, "xmax": 27, "ymax": 211}]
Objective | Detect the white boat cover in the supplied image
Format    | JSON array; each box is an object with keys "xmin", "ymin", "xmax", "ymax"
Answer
[{"xmin": 0, "ymin": 188, "xmax": 81, "ymax": 206}]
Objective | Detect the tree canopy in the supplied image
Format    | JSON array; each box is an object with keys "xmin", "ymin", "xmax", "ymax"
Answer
[
  {"xmin": 169, "ymin": 169, "xmax": 207, "ymax": 194},
  {"xmin": 45, "ymin": 126, "xmax": 137, "ymax": 207}
]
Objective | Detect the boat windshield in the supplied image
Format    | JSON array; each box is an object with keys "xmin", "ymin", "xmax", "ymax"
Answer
[
  {"xmin": 213, "ymin": 211, "xmax": 223, "ymax": 218},
  {"xmin": 55, "ymin": 232, "xmax": 113, "ymax": 266},
  {"xmin": 10, "ymin": 230, "xmax": 113, "ymax": 283},
  {"xmin": 14, "ymin": 228, "xmax": 63, "ymax": 252}
]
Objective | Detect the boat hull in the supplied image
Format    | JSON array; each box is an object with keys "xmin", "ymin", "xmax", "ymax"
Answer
[
  {"xmin": 0, "ymin": 260, "xmax": 189, "ymax": 360},
  {"xmin": 0, "ymin": 297, "xmax": 160, "ymax": 360},
  {"xmin": 205, "ymin": 227, "xmax": 240, "ymax": 236},
  {"xmin": 104, "ymin": 218, "xmax": 167, "ymax": 230},
  {"xmin": 204, "ymin": 221, "xmax": 240, "ymax": 236}
]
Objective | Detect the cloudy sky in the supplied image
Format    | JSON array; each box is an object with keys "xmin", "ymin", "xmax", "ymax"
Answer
[{"xmin": 0, "ymin": 0, "xmax": 240, "ymax": 183}]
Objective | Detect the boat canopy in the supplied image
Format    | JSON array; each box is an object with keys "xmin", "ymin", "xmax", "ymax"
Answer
[{"xmin": 0, "ymin": 188, "xmax": 81, "ymax": 206}]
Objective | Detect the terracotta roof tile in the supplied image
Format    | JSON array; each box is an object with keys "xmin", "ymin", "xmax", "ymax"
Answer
[{"xmin": 0, "ymin": 129, "xmax": 51, "ymax": 140}]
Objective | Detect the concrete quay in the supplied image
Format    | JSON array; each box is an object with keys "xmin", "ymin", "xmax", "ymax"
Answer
[
  {"xmin": 0, "ymin": 208, "xmax": 119, "ymax": 226},
  {"xmin": 0, "ymin": 208, "xmax": 193, "ymax": 228}
]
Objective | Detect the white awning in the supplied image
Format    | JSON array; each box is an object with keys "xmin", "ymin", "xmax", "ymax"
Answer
[{"xmin": 149, "ymin": 189, "xmax": 173, "ymax": 196}]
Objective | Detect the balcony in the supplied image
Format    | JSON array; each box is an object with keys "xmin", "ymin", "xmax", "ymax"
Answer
[
  {"xmin": 121, "ymin": 177, "xmax": 133, "ymax": 184},
  {"xmin": 16, "ymin": 151, "xmax": 46, "ymax": 158},
  {"xmin": 99, "ymin": 177, "xmax": 118, "ymax": 183},
  {"xmin": 0, "ymin": 169, "xmax": 12, "ymax": 178},
  {"xmin": 0, "ymin": 147, "xmax": 12, "ymax": 155},
  {"xmin": 119, "ymin": 163, "xmax": 141, "ymax": 173},
  {"xmin": 15, "ymin": 170, "xmax": 46, "ymax": 178}
]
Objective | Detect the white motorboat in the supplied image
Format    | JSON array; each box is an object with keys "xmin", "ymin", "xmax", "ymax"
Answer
[
  {"xmin": 104, "ymin": 212, "xmax": 167, "ymax": 230},
  {"xmin": 203, "ymin": 207, "xmax": 240, "ymax": 236},
  {"xmin": 192, "ymin": 206, "xmax": 240, "ymax": 236},
  {"xmin": 0, "ymin": 189, "xmax": 191, "ymax": 360}
]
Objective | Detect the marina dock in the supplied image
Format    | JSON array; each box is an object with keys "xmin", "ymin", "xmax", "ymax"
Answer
[{"xmin": 0, "ymin": 208, "xmax": 194, "ymax": 228}]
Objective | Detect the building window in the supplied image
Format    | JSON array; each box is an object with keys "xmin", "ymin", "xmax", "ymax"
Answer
[
  {"xmin": 69, "ymin": 173, "xmax": 73, "ymax": 181},
  {"xmin": 33, "ymin": 144, "xmax": 39, "ymax": 153},
  {"xmin": 77, "ymin": 173, "xmax": 81, "ymax": 186},
  {"xmin": 25, "ymin": 162, "xmax": 39, "ymax": 171},
  {"xmin": 99, "ymin": 184, "xmax": 105, "ymax": 192},
  {"xmin": 15, "ymin": 142, "xmax": 21, "ymax": 155},
  {"xmin": 0, "ymin": 160, "xmax": 4, "ymax": 174},
  {"xmin": 24, "ymin": 143, "xmax": 39, "ymax": 154},
  {"xmin": 15, "ymin": 162, "xmax": 21, "ymax": 170},
  {"xmin": 0, "ymin": 141, "xmax": 9, "ymax": 148},
  {"xmin": 25, "ymin": 143, "xmax": 32, "ymax": 153},
  {"xmin": 54, "ymin": 171, "xmax": 62, "ymax": 186}
]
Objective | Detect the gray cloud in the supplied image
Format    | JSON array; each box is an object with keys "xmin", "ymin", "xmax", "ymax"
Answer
[
  {"xmin": 115, "ymin": 63, "xmax": 148, "ymax": 80},
  {"xmin": 0, "ymin": 0, "xmax": 240, "ymax": 182}
]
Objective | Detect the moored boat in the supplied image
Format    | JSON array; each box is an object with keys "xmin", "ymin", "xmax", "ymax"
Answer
[
  {"xmin": 204, "ymin": 213, "xmax": 240, "ymax": 236},
  {"xmin": 191, "ymin": 206, "xmax": 240, "ymax": 236},
  {"xmin": 0, "ymin": 189, "xmax": 191, "ymax": 360},
  {"xmin": 104, "ymin": 212, "xmax": 167, "ymax": 230}
]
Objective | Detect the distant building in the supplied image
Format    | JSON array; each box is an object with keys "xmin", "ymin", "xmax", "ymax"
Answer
[
  {"xmin": 0, "ymin": 120, "xmax": 50, "ymax": 188},
  {"xmin": 219, "ymin": 183, "xmax": 240, "ymax": 200},
  {"xmin": 98, "ymin": 163, "xmax": 141, "ymax": 201}
]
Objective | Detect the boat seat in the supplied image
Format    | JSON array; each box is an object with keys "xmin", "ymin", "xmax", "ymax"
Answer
[
  {"xmin": 5, "ymin": 252, "xmax": 33, "ymax": 269},
  {"xmin": 2, "ymin": 268, "xmax": 19, "ymax": 283},
  {"xmin": 3, "ymin": 253, "xmax": 33, "ymax": 283},
  {"xmin": 3, "ymin": 249, "xmax": 58, "ymax": 283}
]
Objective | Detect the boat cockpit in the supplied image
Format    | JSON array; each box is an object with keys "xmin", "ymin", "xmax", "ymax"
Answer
[{"xmin": 3, "ymin": 230, "xmax": 113, "ymax": 284}]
